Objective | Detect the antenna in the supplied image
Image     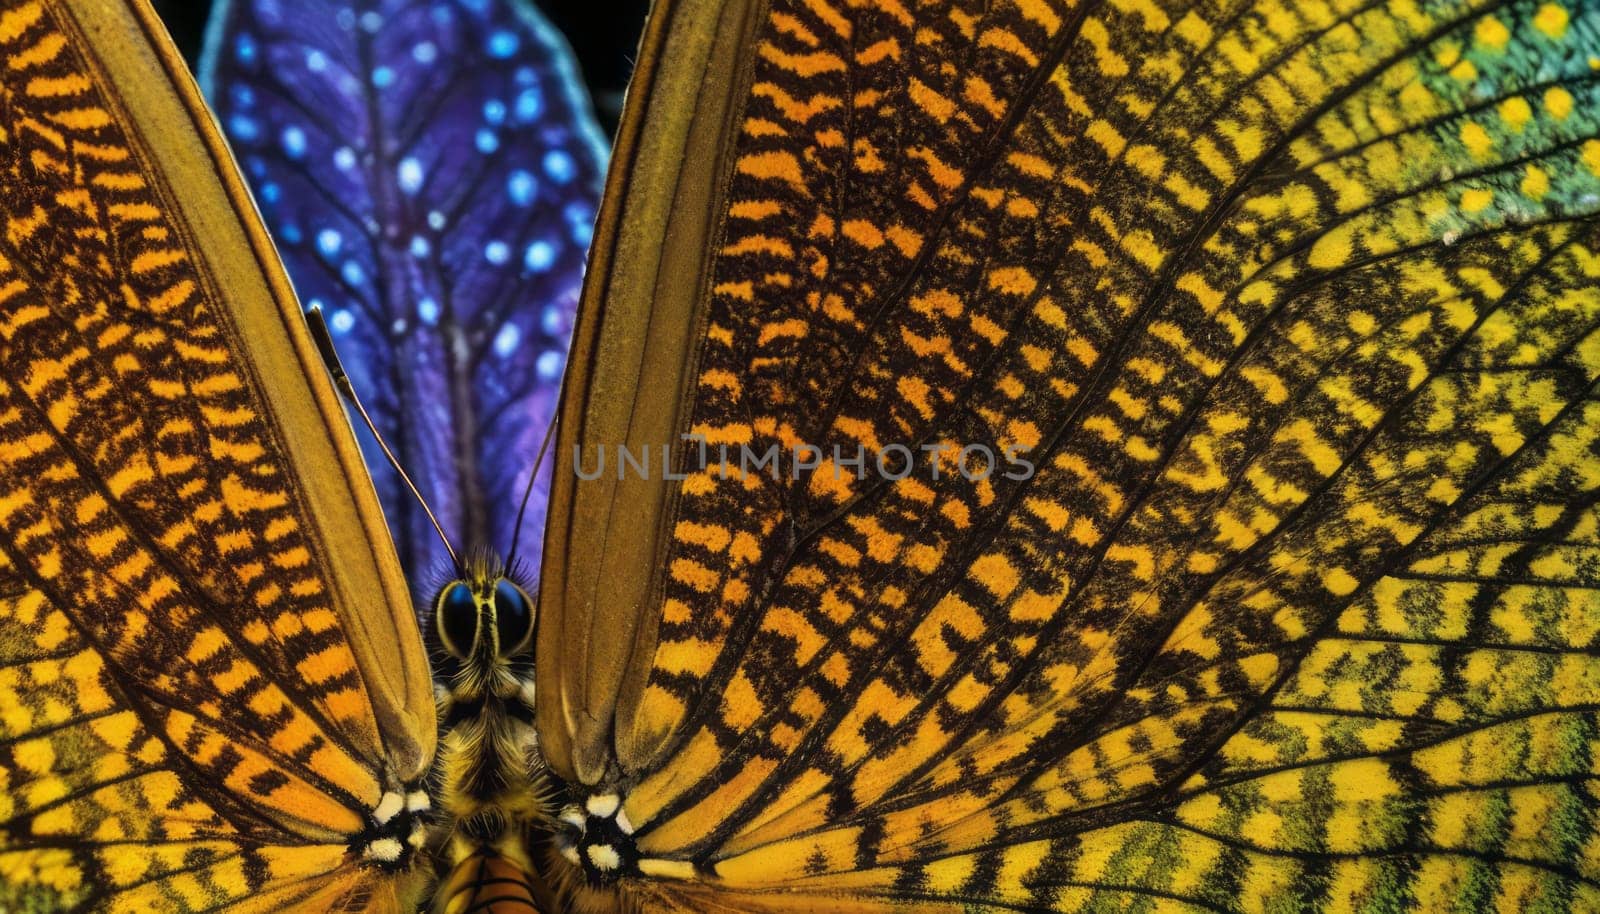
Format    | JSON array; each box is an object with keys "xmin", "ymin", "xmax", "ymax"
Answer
[
  {"xmin": 504, "ymin": 410, "xmax": 558, "ymax": 569},
  {"xmin": 306, "ymin": 307, "xmax": 462, "ymax": 575}
]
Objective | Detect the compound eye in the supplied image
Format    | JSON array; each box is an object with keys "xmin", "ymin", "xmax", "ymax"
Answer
[
  {"xmin": 493, "ymin": 579, "xmax": 533, "ymax": 655},
  {"xmin": 436, "ymin": 581, "xmax": 479, "ymax": 659}
]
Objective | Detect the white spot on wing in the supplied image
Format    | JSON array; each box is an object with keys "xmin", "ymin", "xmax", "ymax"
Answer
[
  {"xmin": 537, "ymin": 350, "xmax": 562, "ymax": 380},
  {"xmin": 586, "ymin": 793, "xmax": 620, "ymax": 818},
  {"xmin": 280, "ymin": 125, "xmax": 306, "ymax": 158},
  {"xmin": 487, "ymin": 30, "xmax": 519, "ymax": 59},
  {"xmin": 493, "ymin": 323, "xmax": 521, "ymax": 358},
  {"xmin": 316, "ymin": 228, "xmax": 342, "ymax": 256},
  {"xmin": 524, "ymin": 240, "xmax": 554, "ymax": 272},
  {"xmin": 372, "ymin": 791, "xmax": 404, "ymax": 825},
  {"xmin": 587, "ymin": 844, "xmax": 621, "ymax": 871},
  {"xmin": 543, "ymin": 150, "xmax": 574, "ymax": 183},
  {"xmin": 397, "ymin": 157, "xmax": 424, "ymax": 195},
  {"xmin": 364, "ymin": 837, "xmax": 404, "ymax": 863}
]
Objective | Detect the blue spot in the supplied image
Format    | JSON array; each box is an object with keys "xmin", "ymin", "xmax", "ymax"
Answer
[
  {"xmin": 431, "ymin": 5, "xmax": 454, "ymax": 25},
  {"xmin": 515, "ymin": 67, "xmax": 536, "ymax": 86},
  {"xmin": 246, "ymin": 156, "xmax": 266, "ymax": 178},
  {"xmin": 397, "ymin": 157, "xmax": 424, "ymax": 195},
  {"xmin": 335, "ymin": 8, "xmax": 356, "ymax": 30},
  {"xmin": 485, "ymin": 241, "xmax": 510, "ymax": 264},
  {"xmin": 359, "ymin": 10, "xmax": 383, "ymax": 32},
  {"xmin": 392, "ymin": 318, "xmax": 408, "ymax": 335},
  {"xmin": 428, "ymin": 211, "xmax": 446, "ymax": 230},
  {"xmin": 342, "ymin": 260, "xmax": 366, "ymax": 286},
  {"xmin": 566, "ymin": 202, "xmax": 594, "ymax": 244},
  {"xmin": 305, "ymin": 50, "xmax": 328, "ymax": 72},
  {"xmin": 228, "ymin": 114, "xmax": 259, "ymax": 143},
  {"xmin": 317, "ymin": 228, "xmax": 342, "ymax": 256},
  {"xmin": 281, "ymin": 125, "xmax": 306, "ymax": 158},
  {"xmin": 487, "ymin": 30, "xmax": 519, "ymax": 59},
  {"xmin": 259, "ymin": 183, "xmax": 281, "ymax": 204},
  {"xmin": 483, "ymin": 99, "xmax": 506, "ymax": 124},
  {"xmin": 507, "ymin": 170, "xmax": 536, "ymax": 206},
  {"xmin": 543, "ymin": 150, "xmax": 574, "ymax": 184},
  {"xmin": 280, "ymin": 223, "xmax": 302, "ymax": 244},
  {"xmin": 537, "ymin": 350, "xmax": 563, "ymax": 380},
  {"xmin": 334, "ymin": 147, "xmax": 357, "ymax": 170},
  {"xmin": 524, "ymin": 240, "xmax": 554, "ymax": 272},
  {"xmin": 372, "ymin": 67, "xmax": 395, "ymax": 89},
  {"xmin": 476, "ymin": 129, "xmax": 499, "ymax": 154},
  {"xmin": 418, "ymin": 297, "xmax": 439, "ymax": 324},
  {"xmin": 330, "ymin": 308, "xmax": 355, "ymax": 333},
  {"xmin": 460, "ymin": 0, "xmax": 487, "ymax": 12},
  {"xmin": 493, "ymin": 323, "xmax": 521, "ymax": 358},
  {"xmin": 235, "ymin": 33, "xmax": 257, "ymax": 64},
  {"xmin": 514, "ymin": 87, "xmax": 543, "ymax": 122},
  {"xmin": 413, "ymin": 41, "xmax": 438, "ymax": 64},
  {"xmin": 540, "ymin": 303, "xmax": 564, "ymax": 334},
  {"xmin": 410, "ymin": 235, "xmax": 430, "ymax": 258},
  {"xmin": 229, "ymin": 84, "xmax": 254, "ymax": 108}
]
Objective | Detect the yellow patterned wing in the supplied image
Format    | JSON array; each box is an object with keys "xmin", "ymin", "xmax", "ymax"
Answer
[
  {"xmin": 0, "ymin": 1, "xmax": 435, "ymax": 911},
  {"xmin": 541, "ymin": 0, "xmax": 1600, "ymax": 910}
]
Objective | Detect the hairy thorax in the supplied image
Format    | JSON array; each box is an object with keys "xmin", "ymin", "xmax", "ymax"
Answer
[{"xmin": 424, "ymin": 552, "xmax": 555, "ymax": 912}]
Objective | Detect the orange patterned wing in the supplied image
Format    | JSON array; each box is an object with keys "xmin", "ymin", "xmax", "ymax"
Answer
[
  {"xmin": 0, "ymin": 1, "xmax": 435, "ymax": 911},
  {"xmin": 542, "ymin": 0, "xmax": 1600, "ymax": 910}
]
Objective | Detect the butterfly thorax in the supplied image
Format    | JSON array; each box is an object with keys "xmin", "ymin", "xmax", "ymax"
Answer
[{"xmin": 425, "ymin": 551, "xmax": 554, "ymax": 908}]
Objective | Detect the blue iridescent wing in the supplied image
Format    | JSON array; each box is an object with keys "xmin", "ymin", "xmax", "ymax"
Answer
[{"xmin": 200, "ymin": 0, "xmax": 607, "ymax": 583}]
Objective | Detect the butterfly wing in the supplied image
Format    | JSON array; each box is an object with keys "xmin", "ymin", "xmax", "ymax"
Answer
[
  {"xmin": 0, "ymin": 1, "xmax": 435, "ymax": 910},
  {"xmin": 542, "ymin": 0, "xmax": 1600, "ymax": 909},
  {"xmin": 199, "ymin": 0, "xmax": 608, "ymax": 582}
]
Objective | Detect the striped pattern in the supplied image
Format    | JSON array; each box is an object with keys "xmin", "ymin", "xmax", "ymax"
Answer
[
  {"xmin": 554, "ymin": 0, "xmax": 1600, "ymax": 910},
  {"xmin": 0, "ymin": 2, "xmax": 427, "ymax": 910},
  {"xmin": 435, "ymin": 850, "xmax": 542, "ymax": 914}
]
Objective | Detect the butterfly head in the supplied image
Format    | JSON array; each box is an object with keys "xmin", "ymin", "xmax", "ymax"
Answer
[
  {"xmin": 435, "ymin": 579, "xmax": 532, "ymax": 664},
  {"xmin": 431, "ymin": 553, "xmax": 536, "ymax": 666}
]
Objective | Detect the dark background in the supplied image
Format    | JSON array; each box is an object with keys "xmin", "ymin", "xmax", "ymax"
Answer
[{"xmin": 151, "ymin": 0, "xmax": 653, "ymax": 135}]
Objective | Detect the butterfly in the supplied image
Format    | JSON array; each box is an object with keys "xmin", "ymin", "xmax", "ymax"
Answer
[{"xmin": 4, "ymin": 0, "xmax": 1600, "ymax": 911}]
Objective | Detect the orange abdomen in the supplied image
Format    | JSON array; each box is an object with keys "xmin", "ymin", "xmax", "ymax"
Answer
[{"xmin": 436, "ymin": 851, "xmax": 542, "ymax": 914}]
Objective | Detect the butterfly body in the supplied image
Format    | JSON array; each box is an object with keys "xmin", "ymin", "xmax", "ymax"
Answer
[{"xmin": 427, "ymin": 552, "xmax": 551, "ymax": 908}]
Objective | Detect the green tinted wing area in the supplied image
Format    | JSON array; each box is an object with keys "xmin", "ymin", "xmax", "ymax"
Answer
[{"xmin": 547, "ymin": 1, "xmax": 1600, "ymax": 910}]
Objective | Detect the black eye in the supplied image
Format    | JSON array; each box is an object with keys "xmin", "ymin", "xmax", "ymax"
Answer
[
  {"xmin": 436, "ymin": 581, "xmax": 479, "ymax": 658},
  {"xmin": 493, "ymin": 579, "xmax": 532, "ymax": 655}
]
